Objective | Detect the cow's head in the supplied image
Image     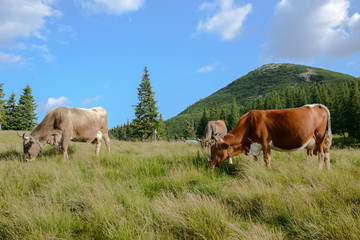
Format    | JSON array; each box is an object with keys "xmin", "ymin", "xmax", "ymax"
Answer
[
  {"xmin": 198, "ymin": 138, "xmax": 209, "ymax": 149},
  {"xmin": 208, "ymin": 138, "xmax": 230, "ymax": 169},
  {"xmin": 18, "ymin": 133, "xmax": 42, "ymax": 161}
]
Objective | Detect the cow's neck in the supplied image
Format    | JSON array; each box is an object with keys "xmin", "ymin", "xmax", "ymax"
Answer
[
  {"xmin": 224, "ymin": 134, "xmax": 246, "ymax": 158},
  {"xmin": 31, "ymin": 124, "xmax": 51, "ymax": 146},
  {"xmin": 224, "ymin": 117, "xmax": 248, "ymax": 157}
]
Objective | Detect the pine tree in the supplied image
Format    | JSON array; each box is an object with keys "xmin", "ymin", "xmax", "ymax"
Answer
[
  {"xmin": 219, "ymin": 108, "xmax": 226, "ymax": 121},
  {"xmin": 0, "ymin": 83, "xmax": 5, "ymax": 130},
  {"xmin": 311, "ymin": 83, "xmax": 322, "ymax": 103},
  {"xmin": 184, "ymin": 119, "xmax": 197, "ymax": 140},
  {"xmin": 296, "ymin": 86, "xmax": 308, "ymax": 106},
  {"xmin": 285, "ymin": 87, "xmax": 295, "ymax": 108},
  {"xmin": 157, "ymin": 114, "xmax": 167, "ymax": 140},
  {"xmin": 3, "ymin": 92, "xmax": 17, "ymax": 130},
  {"xmin": 209, "ymin": 104, "xmax": 217, "ymax": 121},
  {"xmin": 13, "ymin": 84, "xmax": 38, "ymax": 130},
  {"xmin": 132, "ymin": 67, "xmax": 160, "ymax": 140},
  {"xmin": 197, "ymin": 107, "xmax": 208, "ymax": 137},
  {"xmin": 348, "ymin": 81, "xmax": 360, "ymax": 140},
  {"xmin": 332, "ymin": 84, "xmax": 349, "ymax": 141},
  {"xmin": 228, "ymin": 98, "xmax": 240, "ymax": 130}
]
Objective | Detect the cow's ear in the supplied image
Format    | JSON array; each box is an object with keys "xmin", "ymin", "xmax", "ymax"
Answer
[{"xmin": 221, "ymin": 142, "xmax": 229, "ymax": 150}]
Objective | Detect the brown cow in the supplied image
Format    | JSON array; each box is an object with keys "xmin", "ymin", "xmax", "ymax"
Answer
[
  {"xmin": 208, "ymin": 104, "xmax": 332, "ymax": 170},
  {"xmin": 19, "ymin": 106, "xmax": 110, "ymax": 161}
]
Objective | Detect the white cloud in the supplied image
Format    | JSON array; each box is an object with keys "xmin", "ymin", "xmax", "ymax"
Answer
[
  {"xmin": 0, "ymin": 0, "xmax": 61, "ymax": 67},
  {"xmin": 198, "ymin": 64, "xmax": 216, "ymax": 73},
  {"xmin": 29, "ymin": 44, "xmax": 56, "ymax": 62},
  {"xmin": 38, "ymin": 96, "xmax": 69, "ymax": 112},
  {"xmin": 82, "ymin": 95, "xmax": 101, "ymax": 106},
  {"xmin": 262, "ymin": 0, "xmax": 360, "ymax": 61},
  {"xmin": 77, "ymin": 0, "xmax": 144, "ymax": 15},
  {"xmin": 0, "ymin": 52, "xmax": 22, "ymax": 64},
  {"xmin": 197, "ymin": 0, "xmax": 252, "ymax": 40},
  {"xmin": 0, "ymin": 0, "xmax": 61, "ymax": 46}
]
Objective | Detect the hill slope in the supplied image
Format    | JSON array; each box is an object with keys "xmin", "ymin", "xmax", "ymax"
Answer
[{"xmin": 165, "ymin": 63, "xmax": 358, "ymax": 137}]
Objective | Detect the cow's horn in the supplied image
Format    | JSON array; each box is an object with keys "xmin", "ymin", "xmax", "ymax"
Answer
[{"xmin": 18, "ymin": 132, "xmax": 29, "ymax": 140}]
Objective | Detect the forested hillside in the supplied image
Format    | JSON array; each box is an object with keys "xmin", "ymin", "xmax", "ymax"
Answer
[{"xmin": 165, "ymin": 63, "xmax": 359, "ymax": 139}]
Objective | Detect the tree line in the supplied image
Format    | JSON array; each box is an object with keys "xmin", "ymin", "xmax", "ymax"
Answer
[
  {"xmin": 0, "ymin": 67, "xmax": 164, "ymax": 142},
  {"xmin": 186, "ymin": 80, "xmax": 360, "ymax": 141},
  {"xmin": 2, "ymin": 73, "xmax": 359, "ymax": 143},
  {"xmin": 0, "ymin": 83, "xmax": 37, "ymax": 131}
]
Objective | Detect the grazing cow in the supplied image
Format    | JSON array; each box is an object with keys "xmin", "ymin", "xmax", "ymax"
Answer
[
  {"xmin": 19, "ymin": 106, "xmax": 110, "ymax": 161},
  {"xmin": 199, "ymin": 120, "xmax": 228, "ymax": 148},
  {"xmin": 208, "ymin": 104, "xmax": 332, "ymax": 170},
  {"xmin": 198, "ymin": 138, "xmax": 210, "ymax": 149},
  {"xmin": 205, "ymin": 120, "xmax": 227, "ymax": 140}
]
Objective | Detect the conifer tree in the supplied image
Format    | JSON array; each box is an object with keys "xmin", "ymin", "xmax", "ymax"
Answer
[
  {"xmin": 197, "ymin": 107, "xmax": 208, "ymax": 137},
  {"xmin": 0, "ymin": 83, "xmax": 5, "ymax": 130},
  {"xmin": 184, "ymin": 119, "xmax": 197, "ymax": 140},
  {"xmin": 157, "ymin": 114, "xmax": 167, "ymax": 140},
  {"xmin": 209, "ymin": 104, "xmax": 218, "ymax": 121},
  {"xmin": 311, "ymin": 84, "xmax": 322, "ymax": 103},
  {"xmin": 132, "ymin": 67, "xmax": 160, "ymax": 140},
  {"xmin": 3, "ymin": 92, "xmax": 17, "ymax": 130},
  {"xmin": 285, "ymin": 88, "xmax": 294, "ymax": 108},
  {"xmin": 228, "ymin": 98, "xmax": 240, "ymax": 130},
  {"xmin": 13, "ymin": 84, "xmax": 37, "ymax": 130},
  {"xmin": 348, "ymin": 81, "xmax": 360, "ymax": 140},
  {"xmin": 332, "ymin": 84, "xmax": 349, "ymax": 141},
  {"xmin": 219, "ymin": 108, "xmax": 226, "ymax": 121}
]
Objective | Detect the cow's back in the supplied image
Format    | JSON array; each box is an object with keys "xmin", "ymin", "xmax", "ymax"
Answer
[
  {"xmin": 90, "ymin": 107, "xmax": 108, "ymax": 131},
  {"xmin": 245, "ymin": 106, "xmax": 328, "ymax": 150},
  {"xmin": 40, "ymin": 106, "xmax": 107, "ymax": 142},
  {"xmin": 69, "ymin": 107, "xmax": 108, "ymax": 133}
]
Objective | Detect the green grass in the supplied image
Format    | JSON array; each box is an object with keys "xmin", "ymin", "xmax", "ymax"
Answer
[{"xmin": 0, "ymin": 130, "xmax": 360, "ymax": 239}]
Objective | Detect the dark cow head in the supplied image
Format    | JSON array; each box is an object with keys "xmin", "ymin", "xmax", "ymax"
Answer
[
  {"xmin": 198, "ymin": 138, "xmax": 209, "ymax": 149},
  {"xmin": 208, "ymin": 138, "xmax": 230, "ymax": 169},
  {"xmin": 18, "ymin": 133, "xmax": 42, "ymax": 161}
]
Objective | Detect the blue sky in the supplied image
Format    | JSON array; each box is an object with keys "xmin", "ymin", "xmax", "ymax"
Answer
[{"xmin": 1, "ymin": 0, "xmax": 360, "ymax": 128}]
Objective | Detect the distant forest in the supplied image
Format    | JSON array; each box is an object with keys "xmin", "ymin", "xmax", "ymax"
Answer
[
  {"xmin": 110, "ymin": 80, "xmax": 360, "ymax": 142},
  {"xmin": 186, "ymin": 80, "xmax": 360, "ymax": 141}
]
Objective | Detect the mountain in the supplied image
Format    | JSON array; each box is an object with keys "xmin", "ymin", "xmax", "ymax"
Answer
[{"xmin": 165, "ymin": 63, "xmax": 358, "ymax": 137}]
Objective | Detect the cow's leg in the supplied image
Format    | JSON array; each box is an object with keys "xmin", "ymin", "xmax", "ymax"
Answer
[
  {"xmin": 253, "ymin": 154, "xmax": 261, "ymax": 163},
  {"xmin": 324, "ymin": 144, "xmax": 331, "ymax": 170},
  {"xmin": 315, "ymin": 136, "xmax": 326, "ymax": 170},
  {"xmin": 318, "ymin": 153, "xmax": 324, "ymax": 170},
  {"xmin": 324, "ymin": 152, "xmax": 330, "ymax": 170},
  {"xmin": 96, "ymin": 141, "xmax": 102, "ymax": 156},
  {"xmin": 262, "ymin": 144, "xmax": 272, "ymax": 169},
  {"xmin": 103, "ymin": 133, "xmax": 111, "ymax": 154},
  {"xmin": 61, "ymin": 132, "xmax": 71, "ymax": 160}
]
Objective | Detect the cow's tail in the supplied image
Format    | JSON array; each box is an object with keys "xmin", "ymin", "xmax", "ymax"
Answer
[{"xmin": 319, "ymin": 104, "xmax": 332, "ymax": 151}]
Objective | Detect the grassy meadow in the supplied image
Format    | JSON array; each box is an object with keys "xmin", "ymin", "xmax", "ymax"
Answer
[{"xmin": 0, "ymin": 131, "xmax": 360, "ymax": 239}]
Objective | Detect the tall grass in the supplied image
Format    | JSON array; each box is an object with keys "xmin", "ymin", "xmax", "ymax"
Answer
[{"xmin": 0, "ymin": 131, "xmax": 359, "ymax": 239}]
